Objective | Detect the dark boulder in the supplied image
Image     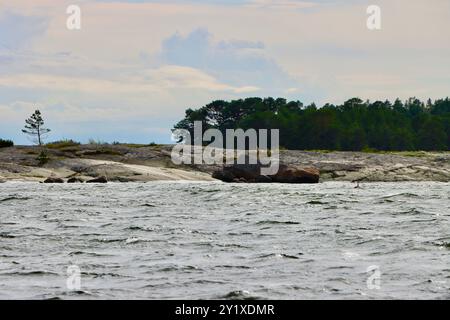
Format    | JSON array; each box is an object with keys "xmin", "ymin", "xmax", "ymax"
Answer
[
  {"xmin": 212, "ymin": 164, "xmax": 261, "ymax": 182},
  {"xmin": 109, "ymin": 176, "xmax": 135, "ymax": 182},
  {"xmin": 212, "ymin": 164, "xmax": 319, "ymax": 184},
  {"xmin": 44, "ymin": 177, "xmax": 64, "ymax": 183},
  {"xmin": 67, "ymin": 177, "xmax": 84, "ymax": 183},
  {"xmin": 231, "ymin": 177, "xmax": 248, "ymax": 183},
  {"xmin": 212, "ymin": 170, "xmax": 235, "ymax": 183},
  {"xmin": 86, "ymin": 176, "xmax": 108, "ymax": 183},
  {"xmin": 255, "ymin": 175, "xmax": 273, "ymax": 183},
  {"xmin": 272, "ymin": 165, "xmax": 320, "ymax": 184}
]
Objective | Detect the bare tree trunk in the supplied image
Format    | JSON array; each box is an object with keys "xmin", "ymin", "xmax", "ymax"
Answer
[{"xmin": 37, "ymin": 124, "xmax": 41, "ymax": 146}]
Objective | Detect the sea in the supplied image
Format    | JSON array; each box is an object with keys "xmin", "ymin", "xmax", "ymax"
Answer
[{"xmin": 0, "ymin": 181, "xmax": 449, "ymax": 299}]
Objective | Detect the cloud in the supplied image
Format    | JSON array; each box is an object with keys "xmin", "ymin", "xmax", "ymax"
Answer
[
  {"xmin": 0, "ymin": 11, "xmax": 48, "ymax": 50},
  {"xmin": 0, "ymin": 65, "xmax": 259, "ymax": 94},
  {"xmin": 148, "ymin": 64, "xmax": 261, "ymax": 92},
  {"xmin": 93, "ymin": 0, "xmax": 323, "ymax": 6},
  {"xmin": 160, "ymin": 28, "xmax": 298, "ymax": 93},
  {"xmin": 246, "ymin": 0, "xmax": 319, "ymax": 9}
]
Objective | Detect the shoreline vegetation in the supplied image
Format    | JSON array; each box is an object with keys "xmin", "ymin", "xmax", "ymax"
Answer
[
  {"xmin": 174, "ymin": 97, "xmax": 450, "ymax": 151},
  {"xmin": 0, "ymin": 97, "xmax": 449, "ymax": 183},
  {"xmin": 0, "ymin": 142, "xmax": 449, "ymax": 183}
]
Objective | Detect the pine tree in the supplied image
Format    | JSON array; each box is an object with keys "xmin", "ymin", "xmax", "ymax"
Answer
[{"xmin": 22, "ymin": 110, "xmax": 51, "ymax": 146}]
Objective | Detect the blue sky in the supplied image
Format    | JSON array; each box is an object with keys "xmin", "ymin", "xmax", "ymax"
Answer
[{"xmin": 1, "ymin": 0, "xmax": 449, "ymax": 144}]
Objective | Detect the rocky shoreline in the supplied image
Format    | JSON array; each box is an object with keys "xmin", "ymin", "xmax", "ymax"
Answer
[{"xmin": 0, "ymin": 144, "xmax": 449, "ymax": 183}]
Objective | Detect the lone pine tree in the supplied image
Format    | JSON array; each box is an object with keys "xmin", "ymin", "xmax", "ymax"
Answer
[{"xmin": 22, "ymin": 110, "xmax": 51, "ymax": 146}]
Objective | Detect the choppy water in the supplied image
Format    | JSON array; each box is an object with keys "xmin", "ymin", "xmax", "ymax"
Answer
[{"xmin": 0, "ymin": 181, "xmax": 449, "ymax": 300}]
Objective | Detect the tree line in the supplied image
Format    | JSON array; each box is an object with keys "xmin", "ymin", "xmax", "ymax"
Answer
[{"xmin": 174, "ymin": 97, "xmax": 450, "ymax": 151}]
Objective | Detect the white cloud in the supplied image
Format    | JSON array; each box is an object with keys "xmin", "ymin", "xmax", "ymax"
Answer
[
  {"xmin": 0, "ymin": 65, "xmax": 259, "ymax": 94},
  {"xmin": 160, "ymin": 28, "xmax": 296, "ymax": 92},
  {"xmin": 246, "ymin": 0, "xmax": 319, "ymax": 10}
]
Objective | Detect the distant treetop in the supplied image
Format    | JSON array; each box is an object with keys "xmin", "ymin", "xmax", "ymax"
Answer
[{"xmin": 174, "ymin": 97, "xmax": 450, "ymax": 151}]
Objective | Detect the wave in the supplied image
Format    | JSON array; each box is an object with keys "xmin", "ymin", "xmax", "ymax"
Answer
[
  {"xmin": 0, "ymin": 233, "xmax": 16, "ymax": 239},
  {"xmin": 1, "ymin": 270, "xmax": 59, "ymax": 276},
  {"xmin": 256, "ymin": 220, "xmax": 300, "ymax": 225},
  {"xmin": 140, "ymin": 203, "xmax": 156, "ymax": 207},
  {"xmin": 221, "ymin": 290, "xmax": 261, "ymax": 300},
  {"xmin": 215, "ymin": 265, "xmax": 252, "ymax": 269},
  {"xmin": 306, "ymin": 200, "xmax": 328, "ymax": 205},
  {"xmin": 257, "ymin": 253, "xmax": 302, "ymax": 259},
  {"xmin": 379, "ymin": 192, "xmax": 420, "ymax": 199},
  {"xmin": 68, "ymin": 251, "xmax": 113, "ymax": 257},
  {"xmin": 0, "ymin": 196, "xmax": 31, "ymax": 203}
]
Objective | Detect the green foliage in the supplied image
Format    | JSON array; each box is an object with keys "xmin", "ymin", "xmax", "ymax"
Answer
[
  {"xmin": 36, "ymin": 150, "xmax": 50, "ymax": 166},
  {"xmin": 0, "ymin": 139, "xmax": 14, "ymax": 148},
  {"xmin": 362, "ymin": 146, "xmax": 379, "ymax": 153},
  {"xmin": 46, "ymin": 139, "xmax": 80, "ymax": 149},
  {"xmin": 120, "ymin": 143, "xmax": 146, "ymax": 148},
  {"xmin": 111, "ymin": 142, "xmax": 159, "ymax": 148},
  {"xmin": 174, "ymin": 97, "xmax": 450, "ymax": 151},
  {"xmin": 395, "ymin": 151, "xmax": 430, "ymax": 158},
  {"xmin": 417, "ymin": 118, "xmax": 447, "ymax": 151},
  {"xmin": 88, "ymin": 138, "xmax": 108, "ymax": 145},
  {"xmin": 79, "ymin": 148, "xmax": 122, "ymax": 156}
]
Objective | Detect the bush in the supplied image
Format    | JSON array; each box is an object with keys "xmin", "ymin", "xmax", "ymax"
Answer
[
  {"xmin": 0, "ymin": 139, "xmax": 14, "ymax": 148},
  {"xmin": 88, "ymin": 138, "xmax": 108, "ymax": 145},
  {"xmin": 81, "ymin": 148, "xmax": 122, "ymax": 156},
  {"xmin": 37, "ymin": 150, "xmax": 50, "ymax": 166},
  {"xmin": 362, "ymin": 146, "xmax": 379, "ymax": 153},
  {"xmin": 46, "ymin": 139, "xmax": 80, "ymax": 149}
]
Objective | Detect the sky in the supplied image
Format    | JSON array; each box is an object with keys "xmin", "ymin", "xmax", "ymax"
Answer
[{"xmin": 0, "ymin": 0, "xmax": 449, "ymax": 144}]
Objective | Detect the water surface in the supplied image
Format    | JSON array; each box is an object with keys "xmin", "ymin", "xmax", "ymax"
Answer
[{"xmin": 0, "ymin": 181, "xmax": 449, "ymax": 299}]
